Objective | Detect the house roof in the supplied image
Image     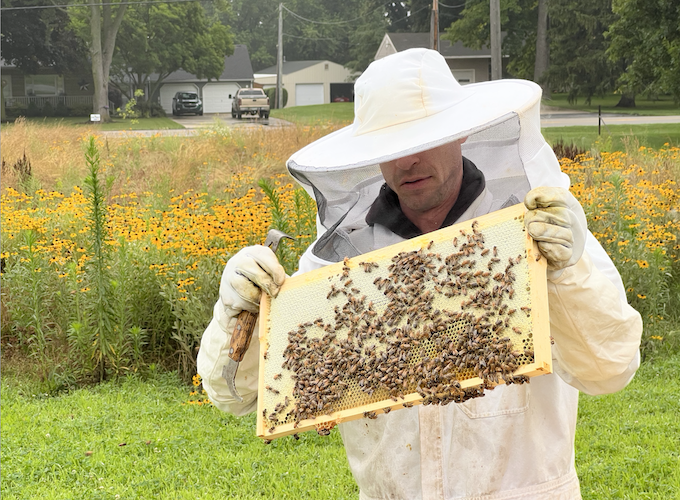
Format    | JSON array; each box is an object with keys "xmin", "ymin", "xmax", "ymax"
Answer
[
  {"xmin": 257, "ymin": 60, "xmax": 332, "ymax": 75},
  {"xmin": 162, "ymin": 44, "xmax": 254, "ymax": 82},
  {"xmin": 385, "ymin": 33, "xmax": 492, "ymax": 58}
]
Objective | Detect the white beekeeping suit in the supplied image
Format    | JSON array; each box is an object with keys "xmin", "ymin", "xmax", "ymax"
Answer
[{"xmin": 199, "ymin": 49, "xmax": 642, "ymax": 500}]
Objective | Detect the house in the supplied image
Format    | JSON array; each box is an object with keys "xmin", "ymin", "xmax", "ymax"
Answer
[
  {"xmin": 375, "ymin": 33, "xmax": 496, "ymax": 85},
  {"xmin": 1, "ymin": 44, "xmax": 255, "ymax": 117},
  {"xmin": 156, "ymin": 44, "xmax": 254, "ymax": 114},
  {"xmin": 1, "ymin": 59, "xmax": 94, "ymax": 116},
  {"xmin": 254, "ymin": 60, "xmax": 355, "ymax": 107}
]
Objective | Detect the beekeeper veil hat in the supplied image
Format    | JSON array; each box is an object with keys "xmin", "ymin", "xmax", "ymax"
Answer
[{"xmin": 286, "ymin": 48, "xmax": 569, "ymax": 263}]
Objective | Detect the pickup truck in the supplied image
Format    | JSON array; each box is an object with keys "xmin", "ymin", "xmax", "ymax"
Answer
[{"xmin": 231, "ymin": 88, "xmax": 270, "ymax": 119}]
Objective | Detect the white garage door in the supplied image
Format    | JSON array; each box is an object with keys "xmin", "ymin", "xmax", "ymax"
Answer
[
  {"xmin": 160, "ymin": 83, "xmax": 198, "ymax": 113},
  {"xmin": 452, "ymin": 69, "xmax": 475, "ymax": 85},
  {"xmin": 203, "ymin": 82, "xmax": 241, "ymax": 113},
  {"xmin": 295, "ymin": 83, "xmax": 324, "ymax": 106}
]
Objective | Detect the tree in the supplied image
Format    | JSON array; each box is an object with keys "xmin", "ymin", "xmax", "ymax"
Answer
[
  {"xmin": 57, "ymin": 0, "xmax": 129, "ymax": 121},
  {"xmin": 227, "ymin": 0, "xmax": 279, "ymax": 70},
  {"xmin": 111, "ymin": 2, "xmax": 233, "ymax": 104},
  {"xmin": 0, "ymin": 0, "xmax": 88, "ymax": 74},
  {"xmin": 544, "ymin": 0, "xmax": 619, "ymax": 104},
  {"xmin": 533, "ymin": 0, "xmax": 550, "ymax": 97},
  {"xmin": 345, "ymin": 1, "xmax": 389, "ymax": 73},
  {"xmin": 442, "ymin": 0, "xmax": 539, "ymax": 80},
  {"xmin": 607, "ymin": 0, "xmax": 680, "ymax": 105}
]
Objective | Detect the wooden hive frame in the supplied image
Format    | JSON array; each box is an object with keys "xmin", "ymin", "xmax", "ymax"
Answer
[{"xmin": 257, "ymin": 204, "xmax": 551, "ymax": 440}]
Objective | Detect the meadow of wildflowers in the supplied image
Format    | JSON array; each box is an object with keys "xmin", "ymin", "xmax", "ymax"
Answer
[
  {"xmin": 561, "ymin": 144, "xmax": 680, "ymax": 356},
  {"xmin": 1, "ymin": 119, "xmax": 678, "ymax": 387},
  {"xmin": 1, "ymin": 121, "xmax": 322, "ymax": 385}
]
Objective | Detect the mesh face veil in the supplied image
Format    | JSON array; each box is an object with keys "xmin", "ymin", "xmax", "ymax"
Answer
[{"xmin": 286, "ymin": 49, "xmax": 569, "ymax": 264}]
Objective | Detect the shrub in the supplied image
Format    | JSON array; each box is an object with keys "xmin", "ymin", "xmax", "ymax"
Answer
[
  {"xmin": 69, "ymin": 103, "xmax": 92, "ymax": 117},
  {"xmin": 265, "ymin": 87, "xmax": 288, "ymax": 108},
  {"xmin": 26, "ymin": 101, "xmax": 41, "ymax": 117},
  {"xmin": 55, "ymin": 101, "xmax": 69, "ymax": 117},
  {"xmin": 42, "ymin": 101, "xmax": 55, "ymax": 117},
  {"xmin": 552, "ymin": 139, "xmax": 587, "ymax": 160},
  {"xmin": 5, "ymin": 104, "xmax": 27, "ymax": 119},
  {"xmin": 135, "ymin": 100, "xmax": 167, "ymax": 118}
]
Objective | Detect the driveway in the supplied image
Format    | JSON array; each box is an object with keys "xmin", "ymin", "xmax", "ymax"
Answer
[
  {"xmin": 169, "ymin": 113, "xmax": 289, "ymax": 129},
  {"xmin": 100, "ymin": 113, "xmax": 291, "ymax": 138}
]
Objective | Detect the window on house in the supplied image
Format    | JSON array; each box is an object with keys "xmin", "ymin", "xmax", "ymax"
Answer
[
  {"xmin": 324, "ymin": 63, "xmax": 329, "ymax": 70},
  {"xmin": 25, "ymin": 75, "xmax": 64, "ymax": 96}
]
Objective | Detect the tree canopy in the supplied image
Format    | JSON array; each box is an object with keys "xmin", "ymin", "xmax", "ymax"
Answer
[
  {"xmin": 111, "ymin": 2, "xmax": 233, "ymax": 101},
  {"xmin": 0, "ymin": 0, "xmax": 88, "ymax": 74},
  {"xmin": 607, "ymin": 0, "xmax": 680, "ymax": 103},
  {"xmin": 544, "ymin": 0, "xmax": 620, "ymax": 104},
  {"xmin": 442, "ymin": 0, "xmax": 538, "ymax": 80}
]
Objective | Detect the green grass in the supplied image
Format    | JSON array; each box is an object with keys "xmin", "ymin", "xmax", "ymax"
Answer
[
  {"xmin": 0, "ymin": 370, "xmax": 357, "ymax": 500},
  {"xmin": 2, "ymin": 355, "xmax": 678, "ymax": 499},
  {"xmin": 271, "ymin": 102, "xmax": 354, "ymax": 126},
  {"xmin": 576, "ymin": 355, "xmax": 680, "ymax": 498},
  {"xmin": 542, "ymin": 123, "xmax": 680, "ymax": 151},
  {"xmin": 544, "ymin": 93, "xmax": 680, "ymax": 116},
  {"xmin": 1, "ymin": 116, "xmax": 185, "ymax": 130}
]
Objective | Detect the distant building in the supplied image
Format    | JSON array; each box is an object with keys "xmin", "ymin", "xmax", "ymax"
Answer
[
  {"xmin": 156, "ymin": 44, "xmax": 254, "ymax": 114},
  {"xmin": 255, "ymin": 60, "xmax": 356, "ymax": 107},
  {"xmin": 375, "ymin": 33, "xmax": 499, "ymax": 84}
]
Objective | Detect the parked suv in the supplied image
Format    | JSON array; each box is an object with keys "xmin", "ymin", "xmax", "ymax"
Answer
[{"xmin": 172, "ymin": 91, "xmax": 203, "ymax": 116}]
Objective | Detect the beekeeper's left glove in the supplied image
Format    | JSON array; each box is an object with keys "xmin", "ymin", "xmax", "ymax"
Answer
[{"xmin": 524, "ymin": 186, "xmax": 587, "ymax": 279}]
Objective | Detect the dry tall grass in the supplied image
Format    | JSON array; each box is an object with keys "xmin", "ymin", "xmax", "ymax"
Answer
[{"xmin": 0, "ymin": 119, "xmax": 341, "ymax": 196}]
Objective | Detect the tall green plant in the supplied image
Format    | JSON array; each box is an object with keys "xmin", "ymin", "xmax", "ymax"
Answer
[
  {"xmin": 258, "ymin": 178, "xmax": 317, "ymax": 275},
  {"xmin": 77, "ymin": 137, "xmax": 116, "ymax": 382}
]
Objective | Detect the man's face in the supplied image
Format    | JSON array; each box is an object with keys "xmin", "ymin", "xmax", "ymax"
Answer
[{"xmin": 379, "ymin": 139, "xmax": 466, "ymax": 215}]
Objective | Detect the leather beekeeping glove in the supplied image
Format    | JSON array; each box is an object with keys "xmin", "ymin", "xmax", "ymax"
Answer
[
  {"xmin": 524, "ymin": 187, "xmax": 587, "ymax": 279},
  {"xmin": 216, "ymin": 245, "xmax": 287, "ymax": 333}
]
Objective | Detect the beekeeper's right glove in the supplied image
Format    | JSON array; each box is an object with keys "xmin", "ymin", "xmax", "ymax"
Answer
[{"xmin": 215, "ymin": 245, "xmax": 287, "ymax": 333}]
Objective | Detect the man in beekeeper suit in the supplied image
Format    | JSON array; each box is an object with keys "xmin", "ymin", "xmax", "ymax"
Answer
[{"xmin": 198, "ymin": 48, "xmax": 642, "ymax": 499}]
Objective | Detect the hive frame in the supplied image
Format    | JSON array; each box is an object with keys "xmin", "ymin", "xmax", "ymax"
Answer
[{"xmin": 257, "ymin": 204, "xmax": 550, "ymax": 440}]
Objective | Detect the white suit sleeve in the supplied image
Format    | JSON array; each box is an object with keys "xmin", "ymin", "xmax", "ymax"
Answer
[
  {"xmin": 197, "ymin": 301, "xmax": 261, "ymax": 416},
  {"xmin": 197, "ymin": 248, "xmax": 319, "ymax": 416},
  {"xmin": 547, "ymin": 248, "xmax": 643, "ymax": 395}
]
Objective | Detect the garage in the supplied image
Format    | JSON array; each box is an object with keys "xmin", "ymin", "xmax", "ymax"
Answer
[
  {"xmin": 160, "ymin": 83, "xmax": 198, "ymax": 114},
  {"xmin": 203, "ymin": 82, "xmax": 241, "ymax": 113},
  {"xmin": 295, "ymin": 83, "xmax": 324, "ymax": 106},
  {"xmin": 452, "ymin": 69, "xmax": 475, "ymax": 85}
]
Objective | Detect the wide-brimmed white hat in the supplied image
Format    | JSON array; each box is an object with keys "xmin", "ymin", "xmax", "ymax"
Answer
[{"xmin": 287, "ymin": 48, "xmax": 541, "ymax": 172}]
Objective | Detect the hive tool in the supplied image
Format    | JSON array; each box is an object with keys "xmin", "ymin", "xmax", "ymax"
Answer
[{"xmin": 222, "ymin": 229, "xmax": 293, "ymax": 402}]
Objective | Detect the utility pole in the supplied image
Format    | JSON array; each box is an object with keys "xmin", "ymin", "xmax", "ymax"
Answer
[
  {"xmin": 276, "ymin": 3, "xmax": 283, "ymax": 109},
  {"xmin": 430, "ymin": 0, "xmax": 439, "ymax": 52},
  {"xmin": 490, "ymin": 0, "xmax": 502, "ymax": 80}
]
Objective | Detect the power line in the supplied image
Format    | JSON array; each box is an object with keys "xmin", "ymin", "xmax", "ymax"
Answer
[
  {"xmin": 438, "ymin": 1, "xmax": 468, "ymax": 8},
  {"xmin": 1, "ymin": 0, "xmax": 200, "ymax": 11},
  {"xmin": 283, "ymin": 32, "xmax": 337, "ymax": 41},
  {"xmin": 281, "ymin": 4, "xmax": 365, "ymax": 25}
]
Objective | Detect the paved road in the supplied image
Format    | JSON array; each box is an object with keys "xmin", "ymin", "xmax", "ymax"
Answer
[
  {"xmin": 100, "ymin": 109, "xmax": 680, "ymax": 137},
  {"xmin": 539, "ymin": 106, "xmax": 680, "ymax": 128}
]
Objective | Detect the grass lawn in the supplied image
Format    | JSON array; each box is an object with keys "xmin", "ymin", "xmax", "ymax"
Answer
[
  {"xmin": 2, "ymin": 355, "xmax": 678, "ymax": 499},
  {"xmin": 271, "ymin": 102, "xmax": 353, "ymax": 126},
  {"xmin": 544, "ymin": 93, "xmax": 680, "ymax": 116},
  {"xmin": 542, "ymin": 123, "xmax": 680, "ymax": 151},
  {"xmin": 1, "ymin": 116, "xmax": 185, "ymax": 130}
]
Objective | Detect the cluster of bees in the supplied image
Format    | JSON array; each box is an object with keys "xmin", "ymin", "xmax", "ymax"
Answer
[{"xmin": 262, "ymin": 221, "xmax": 535, "ymax": 435}]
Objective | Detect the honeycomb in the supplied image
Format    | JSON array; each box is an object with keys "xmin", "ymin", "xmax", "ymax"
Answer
[{"xmin": 257, "ymin": 204, "xmax": 550, "ymax": 441}]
